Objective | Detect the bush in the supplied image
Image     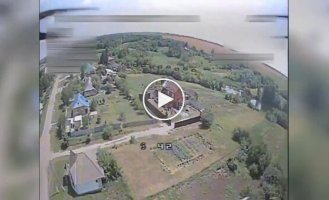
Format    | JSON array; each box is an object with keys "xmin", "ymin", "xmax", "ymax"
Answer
[
  {"xmin": 246, "ymin": 143, "xmax": 271, "ymax": 179},
  {"xmin": 97, "ymin": 148, "xmax": 121, "ymax": 181},
  {"xmin": 129, "ymin": 136, "xmax": 137, "ymax": 144},
  {"xmin": 226, "ymin": 158, "xmax": 237, "ymax": 172},
  {"xmin": 232, "ymin": 128, "xmax": 251, "ymax": 144},
  {"xmin": 266, "ymin": 111, "xmax": 277, "ymax": 123},
  {"xmin": 103, "ymin": 126, "xmax": 113, "ymax": 140},
  {"xmin": 200, "ymin": 109, "xmax": 214, "ymax": 129},
  {"xmin": 85, "ymin": 136, "xmax": 91, "ymax": 144},
  {"xmin": 61, "ymin": 140, "xmax": 69, "ymax": 150},
  {"xmin": 96, "ymin": 116, "xmax": 101, "ymax": 124},
  {"xmin": 90, "ymin": 100, "xmax": 97, "ymax": 112}
]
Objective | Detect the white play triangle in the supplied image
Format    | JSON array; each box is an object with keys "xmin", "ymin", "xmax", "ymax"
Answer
[{"xmin": 158, "ymin": 91, "xmax": 173, "ymax": 108}]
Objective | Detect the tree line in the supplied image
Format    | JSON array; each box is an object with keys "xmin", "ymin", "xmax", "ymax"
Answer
[{"xmin": 231, "ymin": 128, "xmax": 287, "ymax": 199}]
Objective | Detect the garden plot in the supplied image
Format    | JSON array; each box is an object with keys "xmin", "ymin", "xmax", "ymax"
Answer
[{"xmin": 154, "ymin": 133, "xmax": 213, "ymax": 173}]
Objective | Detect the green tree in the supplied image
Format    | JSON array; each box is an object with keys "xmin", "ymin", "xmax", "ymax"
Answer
[
  {"xmin": 80, "ymin": 66, "xmax": 85, "ymax": 80},
  {"xmin": 92, "ymin": 76, "xmax": 101, "ymax": 91},
  {"xmin": 226, "ymin": 158, "xmax": 237, "ymax": 172},
  {"xmin": 105, "ymin": 83, "xmax": 112, "ymax": 94},
  {"xmin": 82, "ymin": 116, "xmax": 89, "ymax": 128},
  {"xmin": 61, "ymin": 134, "xmax": 69, "ymax": 150},
  {"xmin": 85, "ymin": 135, "xmax": 91, "ymax": 144},
  {"xmin": 200, "ymin": 109, "xmax": 214, "ymax": 128},
  {"xmin": 261, "ymin": 165, "xmax": 285, "ymax": 200},
  {"xmin": 232, "ymin": 128, "xmax": 251, "ymax": 144},
  {"xmin": 57, "ymin": 113, "xmax": 66, "ymax": 139},
  {"xmin": 103, "ymin": 125, "xmax": 113, "ymax": 140},
  {"xmin": 262, "ymin": 85, "xmax": 276, "ymax": 107},
  {"xmin": 90, "ymin": 100, "xmax": 97, "ymax": 112},
  {"xmin": 61, "ymin": 85, "xmax": 73, "ymax": 106},
  {"xmin": 97, "ymin": 148, "xmax": 121, "ymax": 181},
  {"xmin": 246, "ymin": 143, "xmax": 272, "ymax": 179}
]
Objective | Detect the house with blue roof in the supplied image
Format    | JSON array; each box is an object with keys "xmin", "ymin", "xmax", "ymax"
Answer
[{"xmin": 71, "ymin": 93, "xmax": 90, "ymax": 117}]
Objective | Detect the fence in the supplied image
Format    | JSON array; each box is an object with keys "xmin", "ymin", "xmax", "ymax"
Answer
[
  {"xmin": 173, "ymin": 116, "xmax": 201, "ymax": 128},
  {"xmin": 69, "ymin": 119, "xmax": 158, "ymax": 137}
]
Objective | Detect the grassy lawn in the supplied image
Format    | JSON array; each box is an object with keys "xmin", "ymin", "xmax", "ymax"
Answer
[
  {"xmin": 40, "ymin": 100, "xmax": 48, "ymax": 134},
  {"xmin": 49, "ymin": 156, "xmax": 132, "ymax": 200},
  {"xmin": 126, "ymin": 74, "xmax": 167, "ymax": 98},
  {"xmin": 95, "ymin": 90, "xmax": 150, "ymax": 124},
  {"xmin": 51, "ymin": 92, "xmax": 65, "ymax": 124},
  {"xmin": 50, "ymin": 127, "xmax": 62, "ymax": 152},
  {"xmin": 148, "ymin": 51, "xmax": 181, "ymax": 66}
]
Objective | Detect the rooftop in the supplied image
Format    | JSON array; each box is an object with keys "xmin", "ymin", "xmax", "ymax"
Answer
[
  {"xmin": 69, "ymin": 151, "xmax": 105, "ymax": 185},
  {"xmin": 72, "ymin": 93, "xmax": 90, "ymax": 109},
  {"xmin": 84, "ymin": 77, "xmax": 96, "ymax": 92},
  {"xmin": 162, "ymin": 80, "xmax": 179, "ymax": 93}
]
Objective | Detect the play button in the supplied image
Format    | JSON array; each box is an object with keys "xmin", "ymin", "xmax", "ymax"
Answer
[
  {"xmin": 157, "ymin": 91, "xmax": 173, "ymax": 108},
  {"xmin": 142, "ymin": 78, "xmax": 185, "ymax": 121}
]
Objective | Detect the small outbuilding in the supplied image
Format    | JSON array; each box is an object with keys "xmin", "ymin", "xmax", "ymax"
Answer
[{"xmin": 83, "ymin": 77, "xmax": 98, "ymax": 97}]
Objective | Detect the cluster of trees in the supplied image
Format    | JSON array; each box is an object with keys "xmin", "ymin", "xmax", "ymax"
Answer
[
  {"xmin": 261, "ymin": 85, "xmax": 288, "ymax": 129},
  {"xmin": 127, "ymin": 39, "xmax": 158, "ymax": 52},
  {"xmin": 61, "ymin": 85, "xmax": 73, "ymax": 106},
  {"xmin": 99, "ymin": 48, "xmax": 109, "ymax": 66},
  {"xmin": 266, "ymin": 108, "xmax": 288, "ymax": 129},
  {"xmin": 142, "ymin": 65, "xmax": 225, "ymax": 93},
  {"xmin": 225, "ymin": 93, "xmax": 242, "ymax": 104},
  {"xmin": 166, "ymin": 40, "xmax": 185, "ymax": 58},
  {"xmin": 97, "ymin": 148, "xmax": 121, "ymax": 181},
  {"xmin": 231, "ymin": 128, "xmax": 287, "ymax": 199},
  {"xmin": 114, "ymin": 76, "xmax": 130, "ymax": 97},
  {"xmin": 228, "ymin": 69, "xmax": 276, "ymax": 89}
]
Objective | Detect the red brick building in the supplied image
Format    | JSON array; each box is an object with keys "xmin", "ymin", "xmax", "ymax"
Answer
[{"xmin": 161, "ymin": 80, "xmax": 183, "ymax": 110}]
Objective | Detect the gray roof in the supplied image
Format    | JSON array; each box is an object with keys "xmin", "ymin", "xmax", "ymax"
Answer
[
  {"xmin": 187, "ymin": 100, "xmax": 205, "ymax": 112},
  {"xmin": 69, "ymin": 151, "xmax": 105, "ymax": 185},
  {"xmin": 184, "ymin": 88, "xmax": 198, "ymax": 99},
  {"xmin": 84, "ymin": 77, "xmax": 96, "ymax": 92}
]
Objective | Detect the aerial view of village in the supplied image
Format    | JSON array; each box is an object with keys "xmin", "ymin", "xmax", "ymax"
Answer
[{"xmin": 40, "ymin": 32, "xmax": 288, "ymax": 200}]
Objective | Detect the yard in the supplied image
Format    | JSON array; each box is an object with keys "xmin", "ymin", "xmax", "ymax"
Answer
[
  {"xmin": 94, "ymin": 90, "xmax": 150, "ymax": 124},
  {"xmin": 48, "ymin": 156, "xmax": 132, "ymax": 200},
  {"xmin": 122, "ymin": 73, "xmax": 287, "ymax": 199}
]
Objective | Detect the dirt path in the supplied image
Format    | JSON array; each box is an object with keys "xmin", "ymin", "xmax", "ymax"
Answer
[
  {"xmin": 40, "ymin": 76, "xmax": 60, "ymax": 200},
  {"xmin": 51, "ymin": 123, "xmax": 174, "ymax": 159}
]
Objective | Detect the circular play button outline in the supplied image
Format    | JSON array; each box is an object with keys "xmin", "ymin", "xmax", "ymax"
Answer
[{"xmin": 142, "ymin": 78, "xmax": 185, "ymax": 121}]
